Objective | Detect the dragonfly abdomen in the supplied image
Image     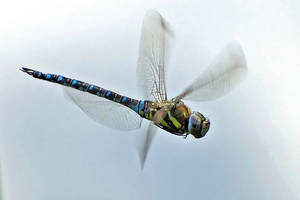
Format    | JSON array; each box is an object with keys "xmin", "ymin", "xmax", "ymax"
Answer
[{"xmin": 20, "ymin": 67, "xmax": 146, "ymax": 116}]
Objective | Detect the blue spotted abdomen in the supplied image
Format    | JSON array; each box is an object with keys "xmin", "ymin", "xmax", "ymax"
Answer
[{"xmin": 20, "ymin": 67, "xmax": 146, "ymax": 117}]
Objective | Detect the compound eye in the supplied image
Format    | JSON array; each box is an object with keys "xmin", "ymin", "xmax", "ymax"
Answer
[
  {"xmin": 192, "ymin": 119, "xmax": 202, "ymax": 130},
  {"xmin": 204, "ymin": 120, "xmax": 210, "ymax": 126},
  {"xmin": 202, "ymin": 120, "xmax": 210, "ymax": 133}
]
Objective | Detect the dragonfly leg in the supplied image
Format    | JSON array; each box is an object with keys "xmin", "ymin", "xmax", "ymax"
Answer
[{"xmin": 183, "ymin": 133, "xmax": 189, "ymax": 139}]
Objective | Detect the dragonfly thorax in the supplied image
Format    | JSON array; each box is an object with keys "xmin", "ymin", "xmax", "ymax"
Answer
[{"xmin": 143, "ymin": 100, "xmax": 192, "ymax": 136}]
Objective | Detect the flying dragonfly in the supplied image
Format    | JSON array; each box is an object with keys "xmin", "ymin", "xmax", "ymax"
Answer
[{"xmin": 20, "ymin": 10, "xmax": 247, "ymax": 168}]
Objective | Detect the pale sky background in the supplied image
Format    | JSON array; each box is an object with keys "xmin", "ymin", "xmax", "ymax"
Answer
[{"xmin": 0, "ymin": 0, "xmax": 300, "ymax": 199}]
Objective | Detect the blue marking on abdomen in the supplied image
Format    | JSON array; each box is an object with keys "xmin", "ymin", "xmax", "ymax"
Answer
[
  {"xmin": 57, "ymin": 76, "xmax": 63, "ymax": 81},
  {"xmin": 46, "ymin": 74, "xmax": 51, "ymax": 79},
  {"xmin": 37, "ymin": 72, "xmax": 42, "ymax": 77},
  {"xmin": 71, "ymin": 80, "xmax": 77, "ymax": 85},
  {"xmin": 138, "ymin": 100, "xmax": 145, "ymax": 113},
  {"xmin": 88, "ymin": 85, "xmax": 94, "ymax": 90},
  {"xmin": 106, "ymin": 91, "xmax": 111, "ymax": 97},
  {"xmin": 129, "ymin": 103, "xmax": 139, "ymax": 113},
  {"xmin": 121, "ymin": 96, "xmax": 127, "ymax": 103}
]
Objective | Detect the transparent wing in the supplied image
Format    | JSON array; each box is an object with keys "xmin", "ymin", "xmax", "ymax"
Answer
[
  {"xmin": 64, "ymin": 87, "xmax": 142, "ymax": 131},
  {"xmin": 175, "ymin": 43, "xmax": 247, "ymax": 101},
  {"xmin": 138, "ymin": 122, "xmax": 158, "ymax": 169},
  {"xmin": 0, "ymin": 162, "xmax": 3, "ymax": 200},
  {"xmin": 137, "ymin": 9, "xmax": 174, "ymax": 102}
]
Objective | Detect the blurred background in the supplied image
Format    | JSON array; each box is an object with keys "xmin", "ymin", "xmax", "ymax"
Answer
[{"xmin": 0, "ymin": 0, "xmax": 299, "ymax": 199}]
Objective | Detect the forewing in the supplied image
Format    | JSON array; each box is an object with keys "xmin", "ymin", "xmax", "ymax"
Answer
[
  {"xmin": 176, "ymin": 43, "xmax": 247, "ymax": 101},
  {"xmin": 64, "ymin": 87, "xmax": 142, "ymax": 131},
  {"xmin": 137, "ymin": 9, "xmax": 174, "ymax": 102}
]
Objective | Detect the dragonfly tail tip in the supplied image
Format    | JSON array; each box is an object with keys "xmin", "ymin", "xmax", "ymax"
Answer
[
  {"xmin": 19, "ymin": 67, "xmax": 34, "ymax": 75},
  {"xmin": 19, "ymin": 67, "xmax": 25, "ymax": 72}
]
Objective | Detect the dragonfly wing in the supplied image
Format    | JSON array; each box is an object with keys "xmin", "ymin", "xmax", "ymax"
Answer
[
  {"xmin": 64, "ymin": 87, "xmax": 142, "ymax": 131},
  {"xmin": 137, "ymin": 9, "xmax": 174, "ymax": 102},
  {"xmin": 138, "ymin": 122, "xmax": 158, "ymax": 169},
  {"xmin": 0, "ymin": 162, "xmax": 2, "ymax": 200},
  {"xmin": 176, "ymin": 43, "xmax": 247, "ymax": 101}
]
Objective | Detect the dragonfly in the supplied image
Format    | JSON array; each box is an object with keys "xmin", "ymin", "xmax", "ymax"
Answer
[{"xmin": 20, "ymin": 10, "xmax": 247, "ymax": 168}]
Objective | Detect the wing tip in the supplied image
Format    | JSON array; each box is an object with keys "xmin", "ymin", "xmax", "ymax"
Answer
[
  {"xmin": 145, "ymin": 9, "xmax": 161, "ymax": 18},
  {"xmin": 224, "ymin": 41, "xmax": 248, "ymax": 69},
  {"xmin": 143, "ymin": 9, "xmax": 175, "ymax": 38}
]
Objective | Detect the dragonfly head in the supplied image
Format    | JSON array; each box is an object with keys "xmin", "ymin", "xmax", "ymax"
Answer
[{"xmin": 187, "ymin": 112, "xmax": 210, "ymax": 138}]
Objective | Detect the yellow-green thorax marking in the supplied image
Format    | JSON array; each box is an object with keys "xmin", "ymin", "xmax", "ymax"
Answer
[{"xmin": 142, "ymin": 100, "xmax": 191, "ymax": 134}]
